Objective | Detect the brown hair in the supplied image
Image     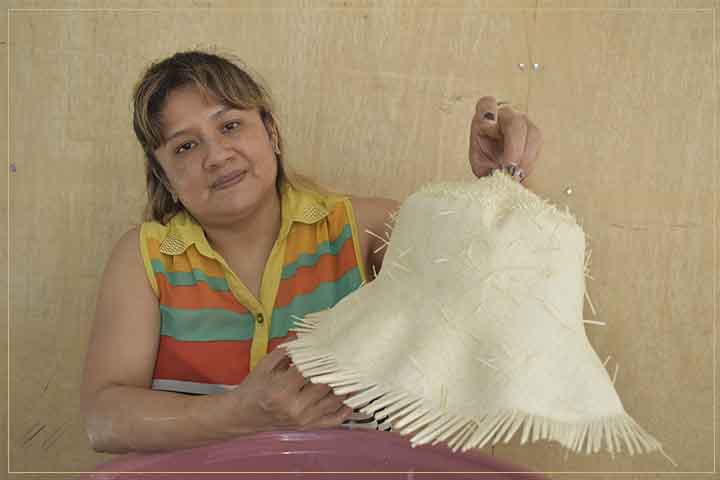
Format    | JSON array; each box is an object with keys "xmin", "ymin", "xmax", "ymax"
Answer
[{"xmin": 131, "ymin": 47, "xmax": 334, "ymax": 224}]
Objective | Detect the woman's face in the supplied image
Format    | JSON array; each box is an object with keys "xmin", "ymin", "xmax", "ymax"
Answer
[{"xmin": 153, "ymin": 85, "xmax": 278, "ymax": 225}]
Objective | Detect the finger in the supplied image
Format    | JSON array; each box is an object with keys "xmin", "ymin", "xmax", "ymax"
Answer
[
  {"xmin": 304, "ymin": 403, "xmax": 354, "ymax": 430},
  {"xmin": 475, "ymin": 96, "xmax": 498, "ymax": 120},
  {"xmin": 473, "ymin": 98, "xmax": 502, "ymax": 142},
  {"xmin": 277, "ymin": 365, "xmax": 309, "ymax": 392},
  {"xmin": 273, "ymin": 356, "xmax": 292, "ymax": 373},
  {"xmin": 470, "ymin": 99, "xmax": 503, "ymax": 148},
  {"xmin": 257, "ymin": 346, "xmax": 291, "ymax": 374},
  {"xmin": 497, "ymin": 108, "xmax": 528, "ymax": 167},
  {"xmin": 469, "ymin": 116, "xmax": 503, "ymax": 177},
  {"xmin": 284, "ymin": 388, "xmax": 342, "ymax": 429},
  {"xmin": 298, "ymin": 381, "xmax": 334, "ymax": 406},
  {"xmin": 294, "ymin": 387, "xmax": 347, "ymax": 428},
  {"xmin": 469, "ymin": 149, "xmax": 496, "ymax": 177},
  {"xmin": 473, "ymin": 97, "xmax": 514, "ymax": 139},
  {"xmin": 471, "ymin": 111, "xmax": 501, "ymax": 145},
  {"xmin": 305, "ymin": 389, "xmax": 346, "ymax": 419}
]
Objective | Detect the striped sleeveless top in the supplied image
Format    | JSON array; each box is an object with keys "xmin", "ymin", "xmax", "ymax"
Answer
[{"xmin": 139, "ymin": 179, "xmax": 368, "ymax": 395}]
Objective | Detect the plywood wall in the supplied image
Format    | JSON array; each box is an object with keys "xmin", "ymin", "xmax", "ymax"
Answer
[{"xmin": 3, "ymin": 0, "xmax": 718, "ymax": 477}]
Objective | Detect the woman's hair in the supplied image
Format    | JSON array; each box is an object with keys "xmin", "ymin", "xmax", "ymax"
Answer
[{"xmin": 131, "ymin": 48, "xmax": 333, "ymax": 224}]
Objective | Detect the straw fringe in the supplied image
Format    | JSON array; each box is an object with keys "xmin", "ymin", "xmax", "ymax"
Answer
[{"xmin": 283, "ymin": 327, "xmax": 663, "ymax": 456}]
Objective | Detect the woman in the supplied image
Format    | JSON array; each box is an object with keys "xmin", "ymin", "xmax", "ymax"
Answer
[{"xmin": 80, "ymin": 50, "xmax": 542, "ymax": 453}]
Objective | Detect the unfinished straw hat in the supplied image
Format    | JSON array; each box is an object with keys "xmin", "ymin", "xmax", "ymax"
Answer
[{"xmin": 283, "ymin": 170, "xmax": 663, "ymax": 457}]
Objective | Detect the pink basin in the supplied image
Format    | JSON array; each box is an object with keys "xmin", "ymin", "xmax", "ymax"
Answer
[{"xmin": 87, "ymin": 428, "xmax": 547, "ymax": 479}]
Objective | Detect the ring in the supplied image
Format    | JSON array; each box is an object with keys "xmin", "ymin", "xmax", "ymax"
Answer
[
  {"xmin": 492, "ymin": 163, "xmax": 526, "ymax": 182},
  {"xmin": 505, "ymin": 163, "xmax": 527, "ymax": 182}
]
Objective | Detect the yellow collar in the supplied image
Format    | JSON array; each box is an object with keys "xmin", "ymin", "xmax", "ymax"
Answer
[{"xmin": 158, "ymin": 179, "xmax": 331, "ymax": 257}]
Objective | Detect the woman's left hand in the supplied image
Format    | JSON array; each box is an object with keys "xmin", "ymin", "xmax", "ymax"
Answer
[{"xmin": 468, "ymin": 96, "xmax": 543, "ymax": 182}]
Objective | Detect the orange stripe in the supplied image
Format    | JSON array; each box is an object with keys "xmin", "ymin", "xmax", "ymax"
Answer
[
  {"xmin": 182, "ymin": 244, "xmax": 226, "ymax": 276},
  {"xmin": 284, "ymin": 202, "xmax": 346, "ymax": 264},
  {"xmin": 153, "ymin": 336, "xmax": 251, "ymax": 385},
  {"xmin": 283, "ymin": 223, "xmax": 324, "ymax": 266},
  {"xmin": 275, "ymin": 238, "xmax": 358, "ymax": 308},
  {"xmin": 324, "ymin": 201, "xmax": 351, "ymax": 238},
  {"xmin": 155, "ymin": 274, "xmax": 249, "ymax": 313}
]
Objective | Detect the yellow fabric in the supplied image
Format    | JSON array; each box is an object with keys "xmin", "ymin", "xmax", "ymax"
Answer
[
  {"xmin": 138, "ymin": 178, "xmax": 368, "ymax": 369},
  {"xmin": 342, "ymin": 197, "xmax": 368, "ymax": 286},
  {"xmin": 139, "ymin": 223, "xmax": 160, "ymax": 297}
]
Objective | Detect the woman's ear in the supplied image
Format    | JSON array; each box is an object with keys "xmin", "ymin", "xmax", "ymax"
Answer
[{"xmin": 262, "ymin": 111, "xmax": 281, "ymax": 156}]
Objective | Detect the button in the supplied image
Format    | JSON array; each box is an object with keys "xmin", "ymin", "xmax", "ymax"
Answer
[{"xmin": 257, "ymin": 313, "xmax": 264, "ymax": 324}]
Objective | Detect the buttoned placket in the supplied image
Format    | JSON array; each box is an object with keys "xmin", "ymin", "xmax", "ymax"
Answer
[{"xmin": 212, "ymin": 220, "xmax": 292, "ymax": 370}]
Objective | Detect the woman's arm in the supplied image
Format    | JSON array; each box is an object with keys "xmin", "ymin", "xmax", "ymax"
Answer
[
  {"xmin": 81, "ymin": 228, "xmax": 351, "ymax": 453},
  {"xmin": 81, "ymin": 228, "xmax": 244, "ymax": 452},
  {"xmin": 350, "ymin": 197, "xmax": 401, "ymax": 279}
]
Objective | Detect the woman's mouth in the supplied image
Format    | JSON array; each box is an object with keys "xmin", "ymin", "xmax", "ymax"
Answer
[{"xmin": 212, "ymin": 170, "xmax": 247, "ymax": 190}]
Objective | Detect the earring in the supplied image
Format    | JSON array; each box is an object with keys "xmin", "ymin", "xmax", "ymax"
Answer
[
  {"xmin": 170, "ymin": 190, "xmax": 178, "ymax": 203},
  {"xmin": 272, "ymin": 140, "xmax": 281, "ymax": 155}
]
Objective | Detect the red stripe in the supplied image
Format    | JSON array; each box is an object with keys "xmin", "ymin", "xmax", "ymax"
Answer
[
  {"xmin": 268, "ymin": 331, "xmax": 298, "ymax": 354},
  {"xmin": 153, "ymin": 336, "xmax": 251, "ymax": 385}
]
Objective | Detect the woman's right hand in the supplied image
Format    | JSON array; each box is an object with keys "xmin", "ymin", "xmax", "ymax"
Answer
[
  {"xmin": 82, "ymin": 227, "xmax": 351, "ymax": 453},
  {"xmin": 225, "ymin": 347, "xmax": 353, "ymax": 432}
]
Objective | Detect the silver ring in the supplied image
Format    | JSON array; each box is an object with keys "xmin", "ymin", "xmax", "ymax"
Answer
[
  {"xmin": 503, "ymin": 163, "xmax": 526, "ymax": 182},
  {"xmin": 491, "ymin": 163, "xmax": 526, "ymax": 182}
]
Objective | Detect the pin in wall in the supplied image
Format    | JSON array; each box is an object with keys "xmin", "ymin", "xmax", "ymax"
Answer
[
  {"xmin": 518, "ymin": 63, "xmax": 541, "ymax": 71},
  {"xmin": 564, "ymin": 186, "xmax": 573, "ymax": 196}
]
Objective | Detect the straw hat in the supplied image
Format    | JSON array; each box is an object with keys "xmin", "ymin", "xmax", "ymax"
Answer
[{"xmin": 283, "ymin": 170, "xmax": 664, "ymax": 458}]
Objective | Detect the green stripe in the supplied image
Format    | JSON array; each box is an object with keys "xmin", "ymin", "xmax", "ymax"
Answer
[
  {"xmin": 270, "ymin": 267, "xmax": 363, "ymax": 338},
  {"xmin": 151, "ymin": 259, "xmax": 229, "ymax": 291},
  {"xmin": 160, "ymin": 305, "xmax": 255, "ymax": 341},
  {"xmin": 281, "ymin": 224, "xmax": 353, "ymax": 280}
]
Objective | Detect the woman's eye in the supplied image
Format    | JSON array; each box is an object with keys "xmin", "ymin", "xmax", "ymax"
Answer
[
  {"xmin": 173, "ymin": 122, "xmax": 240, "ymax": 155},
  {"xmin": 224, "ymin": 121, "xmax": 240, "ymax": 132},
  {"xmin": 175, "ymin": 142, "xmax": 194, "ymax": 155}
]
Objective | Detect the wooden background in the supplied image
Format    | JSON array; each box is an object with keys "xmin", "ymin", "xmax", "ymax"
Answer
[{"xmin": 2, "ymin": 0, "xmax": 718, "ymax": 477}]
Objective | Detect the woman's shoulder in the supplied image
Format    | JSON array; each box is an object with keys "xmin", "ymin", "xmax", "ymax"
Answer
[
  {"xmin": 117, "ymin": 219, "xmax": 177, "ymax": 298},
  {"xmin": 103, "ymin": 226, "xmax": 146, "ymax": 282},
  {"xmin": 346, "ymin": 195, "xmax": 401, "ymax": 225},
  {"xmin": 286, "ymin": 182, "xmax": 399, "ymax": 249},
  {"xmin": 287, "ymin": 178, "xmax": 399, "ymax": 216},
  {"xmin": 343, "ymin": 195, "xmax": 401, "ymax": 277},
  {"xmin": 113, "ymin": 226, "xmax": 142, "ymax": 254}
]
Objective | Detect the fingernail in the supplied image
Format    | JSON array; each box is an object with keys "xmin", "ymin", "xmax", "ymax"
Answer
[{"xmin": 483, "ymin": 112, "xmax": 495, "ymax": 121}]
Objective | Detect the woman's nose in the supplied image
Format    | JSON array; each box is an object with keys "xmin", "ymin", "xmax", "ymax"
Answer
[{"xmin": 205, "ymin": 134, "xmax": 235, "ymax": 167}]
